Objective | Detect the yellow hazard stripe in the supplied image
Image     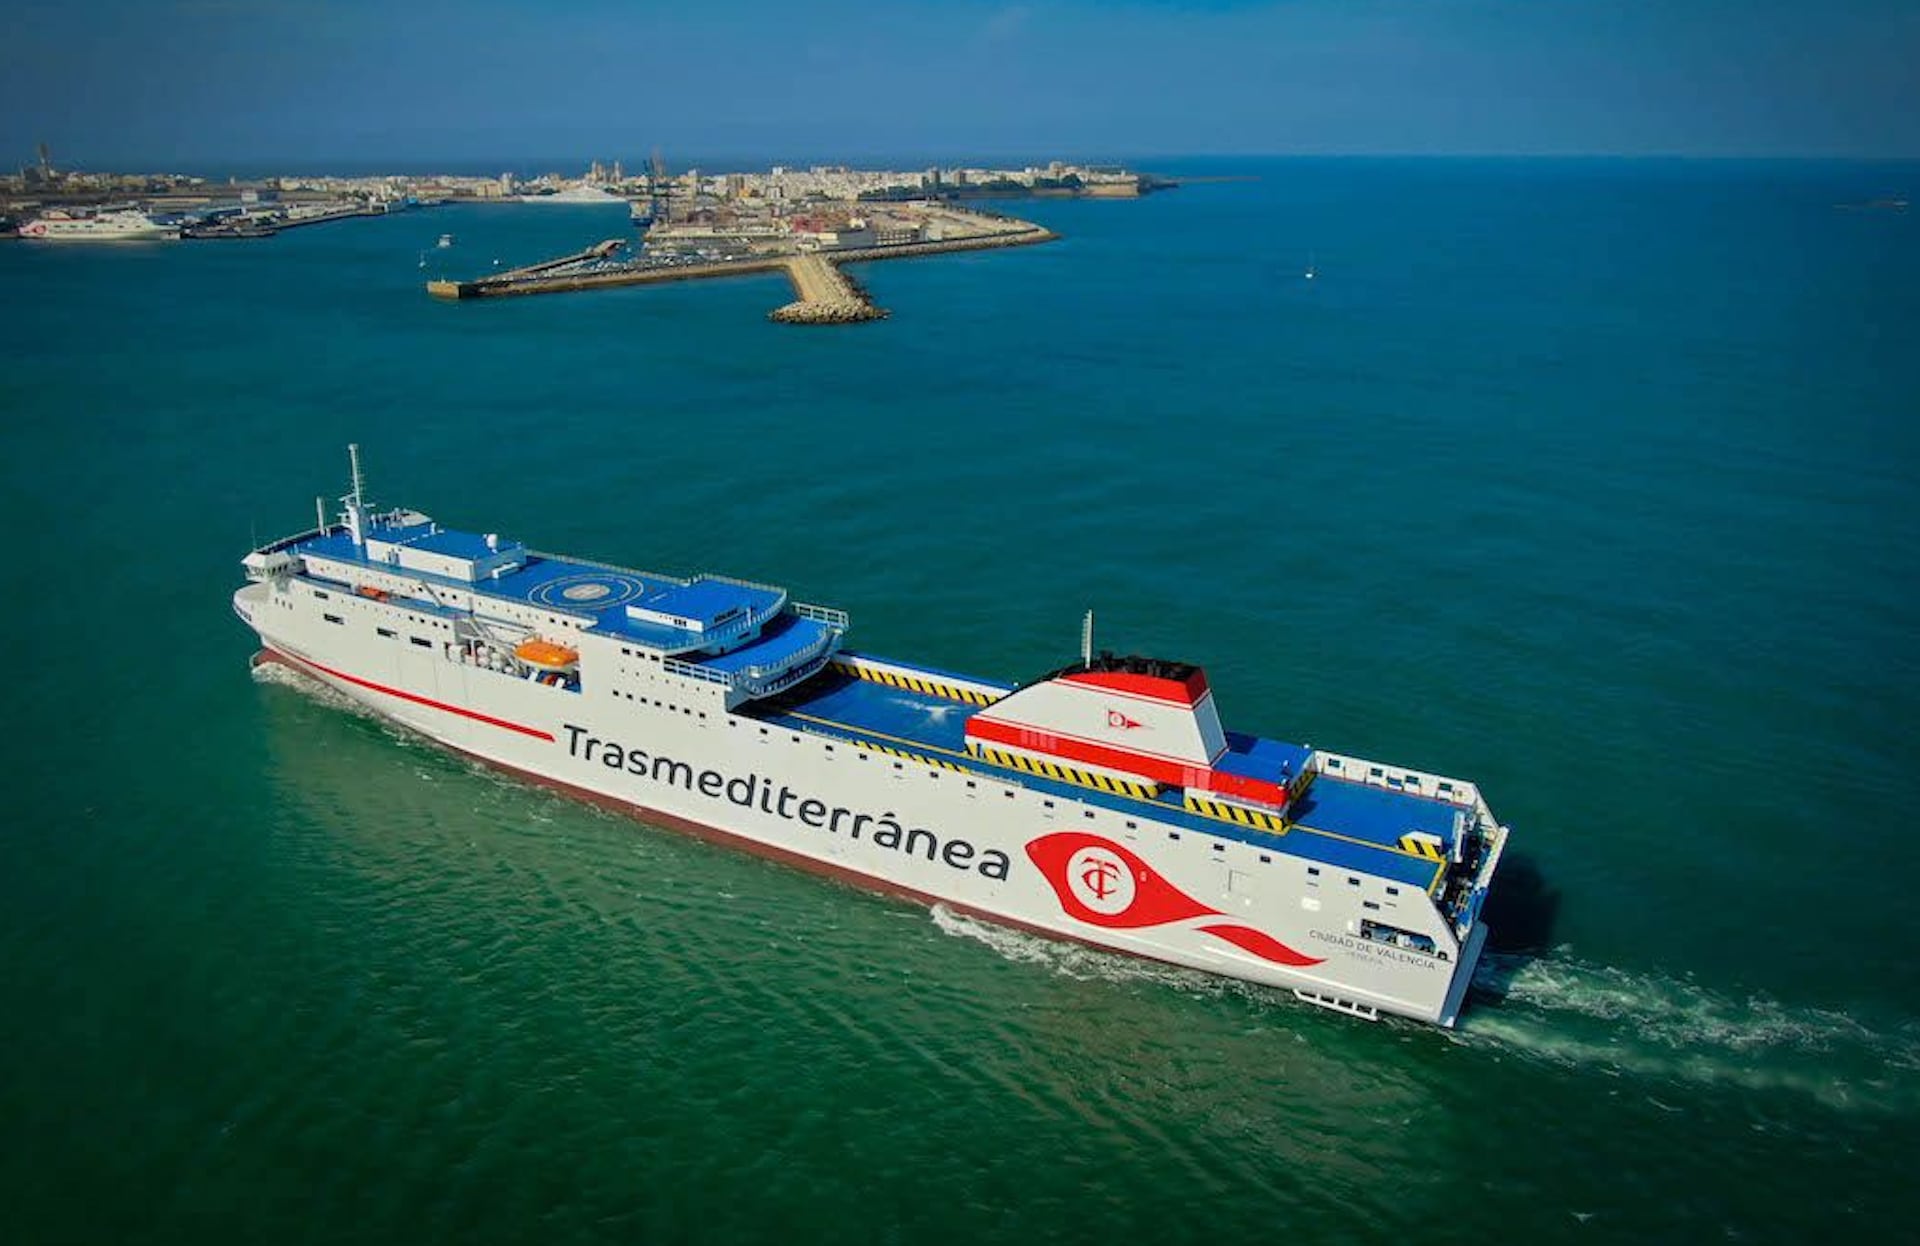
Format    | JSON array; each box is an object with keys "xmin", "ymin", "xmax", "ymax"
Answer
[
  {"xmin": 1181, "ymin": 793, "xmax": 1290, "ymax": 835},
  {"xmin": 830, "ymin": 659, "xmax": 1001, "ymax": 707},
  {"xmin": 967, "ymin": 742, "xmax": 1162, "ymax": 800},
  {"xmin": 852, "ymin": 738, "xmax": 964, "ymax": 772},
  {"xmin": 1399, "ymin": 834, "xmax": 1448, "ymax": 862}
]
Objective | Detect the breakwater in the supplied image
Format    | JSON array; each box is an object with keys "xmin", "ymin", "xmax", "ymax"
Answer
[
  {"xmin": 769, "ymin": 254, "xmax": 885, "ymax": 324},
  {"xmin": 426, "ymin": 216, "xmax": 1056, "ymax": 324}
]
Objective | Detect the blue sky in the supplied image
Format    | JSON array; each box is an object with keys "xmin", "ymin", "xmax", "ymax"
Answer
[{"xmin": 5, "ymin": 1, "xmax": 1916, "ymax": 169}]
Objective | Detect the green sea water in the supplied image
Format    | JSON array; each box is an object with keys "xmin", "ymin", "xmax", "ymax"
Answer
[{"xmin": 2, "ymin": 158, "xmax": 1917, "ymax": 1243}]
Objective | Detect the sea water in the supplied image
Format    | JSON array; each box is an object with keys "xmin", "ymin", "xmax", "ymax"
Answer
[{"xmin": 1, "ymin": 158, "xmax": 1915, "ymax": 1243}]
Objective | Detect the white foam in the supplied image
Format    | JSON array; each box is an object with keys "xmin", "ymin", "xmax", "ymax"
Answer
[
  {"xmin": 252, "ymin": 659, "xmax": 367, "ymax": 716},
  {"xmin": 251, "ymin": 659, "xmax": 435, "ymax": 754},
  {"xmin": 930, "ymin": 907, "xmax": 1920, "ymax": 1108},
  {"xmin": 1459, "ymin": 949, "xmax": 1920, "ymax": 1110},
  {"xmin": 928, "ymin": 905, "xmax": 1276, "ymax": 1004}
]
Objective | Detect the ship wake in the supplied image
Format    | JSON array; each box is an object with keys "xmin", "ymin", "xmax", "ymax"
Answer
[
  {"xmin": 252, "ymin": 656, "xmax": 370, "ymax": 715},
  {"xmin": 929, "ymin": 905, "xmax": 1248, "ymax": 1000},
  {"xmin": 1459, "ymin": 949, "xmax": 1920, "ymax": 1112},
  {"xmin": 931, "ymin": 903, "xmax": 1920, "ymax": 1111},
  {"xmin": 251, "ymin": 658, "xmax": 440, "ymax": 756}
]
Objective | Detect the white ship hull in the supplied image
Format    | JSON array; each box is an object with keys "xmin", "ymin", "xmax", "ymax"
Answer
[
  {"xmin": 18, "ymin": 212, "xmax": 178, "ymax": 241},
  {"xmin": 235, "ymin": 571, "xmax": 1496, "ymax": 1026}
]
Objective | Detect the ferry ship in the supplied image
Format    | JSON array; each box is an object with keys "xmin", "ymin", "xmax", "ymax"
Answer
[
  {"xmin": 17, "ymin": 207, "xmax": 179, "ymax": 241},
  {"xmin": 234, "ymin": 448, "xmax": 1510, "ymax": 1026},
  {"xmin": 519, "ymin": 185, "xmax": 626, "ymax": 206}
]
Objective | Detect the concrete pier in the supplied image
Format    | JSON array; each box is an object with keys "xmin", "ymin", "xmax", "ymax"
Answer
[
  {"xmin": 769, "ymin": 254, "xmax": 887, "ymax": 324},
  {"xmin": 426, "ymin": 213, "xmax": 1056, "ymax": 324}
]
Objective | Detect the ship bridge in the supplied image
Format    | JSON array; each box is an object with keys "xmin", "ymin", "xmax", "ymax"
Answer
[{"xmin": 269, "ymin": 501, "xmax": 846, "ymax": 701}]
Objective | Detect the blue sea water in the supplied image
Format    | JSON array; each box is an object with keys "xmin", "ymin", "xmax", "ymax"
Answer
[{"xmin": 1, "ymin": 158, "xmax": 1917, "ymax": 1243}]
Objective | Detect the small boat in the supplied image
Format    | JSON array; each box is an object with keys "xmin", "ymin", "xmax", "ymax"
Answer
[
  {"xmin": 514, "ymin": 637, "xmax": 580, "ymax": 672},
  {"xmin": 1304, "ymin": 251, "xmax": 1316, "ymax": 281},
  {"xmin": 437, "ymin": 233, "xmax": 454, "ymax": 248},
  {"xmin": 182, "ymin": 219, "xmax": 278, "ymax": 240}
]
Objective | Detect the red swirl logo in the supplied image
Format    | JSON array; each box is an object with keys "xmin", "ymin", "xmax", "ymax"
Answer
[{"xmin": 1024, "ymin": 832, "xmax": 1324, "ymax": 967}]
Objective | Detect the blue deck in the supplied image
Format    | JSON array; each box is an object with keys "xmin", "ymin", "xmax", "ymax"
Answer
[
  {"xmin": 374, "ymin": 522, "xmax": 501, "ymax": 562},
  {"xmin": 773, "ymin": 670, "xmax": 975, "ymax": 752},
  {"xmin": 1288, "ymin": 778, "xmax": 1459, "ymax": 847},
  {"xmin": 691, "ymin": 613, "xmax": 833, "ymax": 675},
  {"xmin": 286, "ymin": 519, "xmax": 1453, "ymax": 888},
  {"xmin": 648, "ymin": 578, "xmax": 771, "ymax": 628},
  {"xmin": 754, "ymin": 669, "xmax": 1449, "ymax": 889},
  {"xmin": 294, "ymin": 523, "xmax": 783, "ymax": 652},
  {"xmin": 1215, "ymin": 732, "xmax": 1315, "ymax": 785}
]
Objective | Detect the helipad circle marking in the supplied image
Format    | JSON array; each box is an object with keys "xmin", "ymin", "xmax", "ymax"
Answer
[{"xmin": 531, "ymin": 573, "xmax": 647, "ymax": 611}]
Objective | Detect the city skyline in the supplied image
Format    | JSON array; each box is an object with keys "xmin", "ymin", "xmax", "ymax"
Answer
[{"xmin": 4, "ymin": 0, "xmax": 1918, "ymax": 165}]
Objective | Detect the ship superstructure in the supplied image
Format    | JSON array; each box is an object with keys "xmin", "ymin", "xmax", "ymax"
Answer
[
  {"xmin": 234, "ymin": 448, "xmax": 1509, "ymax": 1025},
  {"xmin": 17, "ymin": 207, "xmax": 179, "ymax": 240}
]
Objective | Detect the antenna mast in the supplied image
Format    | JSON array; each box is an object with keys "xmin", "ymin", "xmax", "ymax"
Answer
[
  {"xmin": 343, "ymin": 443, "xmax": 370, "ymax": 546},
  {"xmin": 1081, "ymin": 609, "xmax": 1094, "ymax": 667}
]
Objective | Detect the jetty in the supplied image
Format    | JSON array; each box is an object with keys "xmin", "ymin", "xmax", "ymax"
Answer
[
  {"xmin": 426, "ymin": 210, "xmax": 1056, "ymax": 325},
  {"xmin": 768, "ymin": 254, "xmax": 885, "ymax": 324}
]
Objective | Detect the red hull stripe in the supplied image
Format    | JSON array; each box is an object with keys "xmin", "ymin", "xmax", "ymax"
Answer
[
  {"xmin": 276, "ymin": 648, "xmax": 555, "ymax": 742},
  {"xmin": 1198, "ymin": 923, "xmax": 1324, "ymax": 967}
]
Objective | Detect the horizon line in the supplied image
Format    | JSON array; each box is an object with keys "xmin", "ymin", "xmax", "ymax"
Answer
[{"xmin": 17, "ymin": 151, "xmax": 1920, "ymax": 174}]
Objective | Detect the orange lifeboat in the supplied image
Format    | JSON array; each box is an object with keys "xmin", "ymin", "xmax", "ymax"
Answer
[
  {"xmin": 355, "ymin": 585, "xmax": 389, "ymax": 601},
  {"xmin": 514, "ymin": 638, "xmax": 580, "ymax": 671}
]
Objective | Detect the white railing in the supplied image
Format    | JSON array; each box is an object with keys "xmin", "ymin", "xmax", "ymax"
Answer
[
  {"xmin": 794, "ymin": 601, "xmax": 850, "ymax": 630},
  {"xmin": 741, "ymin": 629, "xmax": 839, "ymax": 684},
  {"xmin": 1446, "ymin": 820, "xmax": 1510, "ymax": 937},
  {"xmin": 242, "ymin": 548, "xmax": 303, "ymax": 580},
  {"xmin": 252, "ymin": 524, "xmax": 333, "ymax": 556},
  {"xmin": 662, "ymin": 594, "xmax": 789, "ymax": 651},
  {"xmin": 707, "ymin": 571, "xmax": 787, "ymax": 597},
  {"xmin": 528, "ymin": 548, "xmax": 656, "ymax": 580},
  {"xmin": 1311, "ymin": 749, "xmax": 1482, "ymax": 809},
  {"xmin": 662, "ymin": 657, "xmax": 734, "ymax": 686},
  {"xmin": 754, "ymin": 653, "xmax": 834, "ymax": 698},
  {"xmin": 660, "ymin": 628, "xmax": 842, "ymax": 695}
]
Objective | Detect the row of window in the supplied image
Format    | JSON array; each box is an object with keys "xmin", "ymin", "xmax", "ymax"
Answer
[
  {"xmin": 1299, "ymin": 863, "xmax": 1400, "ymax": 896},
  {"xmin": 315, "ymin": 594, "xmax": 1417, "ymax": 904},
  {"xmin": 1323, "ymin": 755, "xmax": 1458, "ymax": 795},
  {"xmin": 678, "ymin": 711, "xmax": 1404, "ymax": 886},
  {"xmin": 613, "ymin": 691, "xmax": 710, "ymax": 721},
  {"xmin": 310, "ymin": 584, "xmax": 454, "ymax": 634},
  {"xmin": 324, "ymin": 614, "xmax": 436, "ymax": 649}
]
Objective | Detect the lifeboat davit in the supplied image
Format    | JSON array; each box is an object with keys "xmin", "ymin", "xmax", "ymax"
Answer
[{"xmin": 514, "ymin": 638, "xmax": 580, "ymax": 672}]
